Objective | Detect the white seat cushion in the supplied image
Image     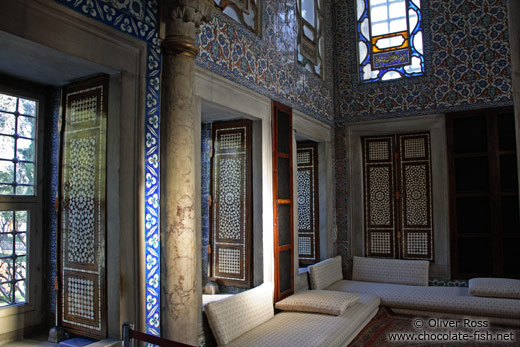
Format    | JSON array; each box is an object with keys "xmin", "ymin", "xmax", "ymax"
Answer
[
  {"xmin": 225, "ymin": 293, "xmax": 380, "ymax": 347},
  {"xmin": 275, "ymin": 290, "xmax": 359, "ymax": 316},
  {"xmin": 469, "ymin": 278, "xmax": 520, "ymax": 299},
  {"xmin": 204, "ymin": 282, "xmax": 274, "ymax": 345},
  {"xmin": 308, "ymin": 256, "xmax": 343, "ymax": 290},
  {"xmin": 352, "ymin": 256, "xmax": 429, "ymax": 286},
  {"xmin": 327, "ymin": 280, "xmax": 520, "ymax": 320}
]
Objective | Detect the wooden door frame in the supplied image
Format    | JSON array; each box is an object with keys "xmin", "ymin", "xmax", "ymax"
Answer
[{"xmin": 272, "ymin": 101, "xmax": 294, "ymax": 302}]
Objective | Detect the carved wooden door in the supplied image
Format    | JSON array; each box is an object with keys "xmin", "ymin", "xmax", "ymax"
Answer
[{"xmin": 362, "ymin": 133, "xmax": 434, "ymax": 260}]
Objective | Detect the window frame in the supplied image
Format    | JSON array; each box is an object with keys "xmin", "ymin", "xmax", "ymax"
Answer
[
  {"xmin": 214, "ymin": 0, "xmax": 262, "ymax": 36},
  {"xmin": 0, "ymin": 84, "xmax": 44, "ymax": 318},
  {"xmin": 297, "ymin": 0, "xmax": 324, "ymax": 78}
]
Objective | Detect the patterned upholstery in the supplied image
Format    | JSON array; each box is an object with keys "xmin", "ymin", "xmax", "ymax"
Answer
[
  {"xmin": 352, "ymin": 256, "xmax": 429, "ymax": 286},
  {"xmin": 308, "ymin": 255, "xmax": 343, "ymax": 289},
  {"xmin": 469, "ymin": 278, "xmax": 520, "ymax": 299},
  {"xmin": 275, "ymin": 290, "xmax": 360, "ymax": 316},
  {"xmin": 204, "ymin": 282, "xmax": 274, "ymax": 345},
  {"xmin": 225, "ymin": 294, "xmax": 380, "ymax": 347},
  {"xmin": 327, "ymin": 280, "xmax": 520, "ymax": 320}
]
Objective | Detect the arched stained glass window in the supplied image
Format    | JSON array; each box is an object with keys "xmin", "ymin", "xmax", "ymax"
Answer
[{"xmin": 357, "ymin": 0, "xmax": 424, "ymax": 82}]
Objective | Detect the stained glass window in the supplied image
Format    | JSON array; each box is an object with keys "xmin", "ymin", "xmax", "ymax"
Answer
[
  {"xmin": 297, "ymin": 0, "xmax": 324, "ymax": 77},
  {"xmin": 0, "ymin": 210, "xmax": 28, "ymax": 306},
  {"xmin": 357, "ymin": 0, "xmax": 424, "ymax": 82},
  {"xmin": 0, "ymin": 93, "xmax": 37, "ymax": 195},
  {"xmin": 215, "ymin": 0, "xmax": 261, "ymax": 35}
]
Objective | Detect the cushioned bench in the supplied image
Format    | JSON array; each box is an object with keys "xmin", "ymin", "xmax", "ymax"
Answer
[
  {"xmin": 204, "ymin": 282, "xmax": 380, "ymax": 346},
  {"xmin": 308, "ymin": 256, "xmax": 520, "ymax": 326}
]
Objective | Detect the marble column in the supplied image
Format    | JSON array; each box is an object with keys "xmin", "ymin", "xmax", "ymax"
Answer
[{"xmin": 160, "ymin": 0, "xmax": 213, "ymax": 345}]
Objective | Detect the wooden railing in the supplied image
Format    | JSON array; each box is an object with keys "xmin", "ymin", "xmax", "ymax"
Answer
[{"xmin": 122, "ymin": 323, "xmax": 195, "ymax": 347}]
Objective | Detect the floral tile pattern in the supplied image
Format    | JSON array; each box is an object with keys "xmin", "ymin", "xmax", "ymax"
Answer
[
  {"xmin": 333, "ymin": 0, "xmax": 513, "ymax": 271},
  {"xmin": 196, "ymin": 0, "xmax": 335, "ymax": 125},
  {"xmin": 334, "ymin": 0, "xmax": 513, "ymax": 123}
]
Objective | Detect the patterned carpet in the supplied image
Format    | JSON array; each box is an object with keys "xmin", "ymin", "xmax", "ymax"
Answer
[{"xmin": 349, "ymin": 308, "xmax": 520, "ymax": 347}]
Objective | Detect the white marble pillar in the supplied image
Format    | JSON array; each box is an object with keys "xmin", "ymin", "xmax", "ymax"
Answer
[{"xmin": 160, "ymin": 0, "xmax": 213, "ymax": 344}]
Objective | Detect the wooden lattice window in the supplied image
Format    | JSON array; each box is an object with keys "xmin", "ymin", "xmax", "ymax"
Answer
[
  {"xmin": 60, "ymin": 75, "xmax": 108, "ymax": 339},
  {"xmin": 296, "ymin": 0, "xmax": 324, "ymax": 77},
  {"xmin": 273, "ymin": 102, "xmax": 293, "ymax": 302},
  {"xmin": 362, "ymin": 133, "xmax": 434, "ymax": 260},
  {"xmin": 209, "ymin": 120, "xmax": 253, "ymax": 288},
  {"xmin": 296, "ymin": 142, "xmax": 319, "ymax": 265}
]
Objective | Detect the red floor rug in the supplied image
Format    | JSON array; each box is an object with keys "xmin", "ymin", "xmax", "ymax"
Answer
[{"xmin": 349, "ymin": 307, "xmax": 520, "ymax": 347}]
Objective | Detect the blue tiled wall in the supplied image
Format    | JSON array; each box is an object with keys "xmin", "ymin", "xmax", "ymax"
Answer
[
  {"xmin": 334, "ymin": 0, "xmax": 513, "ymax": 123},
  {"xmin": 196, "ymin": 0, "xmax": 335, "ymax": 125},
  {"xmin": 334, "ymin": 0, "xmax": 514, "ymax": 275}
]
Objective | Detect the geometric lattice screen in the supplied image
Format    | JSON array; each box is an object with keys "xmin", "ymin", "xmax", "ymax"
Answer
[
  {"xmin": 210, "ymin": 120, "xmax": 252, "ymax": 288},
  {"xmin": 60, "ymin": 76, "xmax": 108, "ymax": 338},
  {"xmin": 296, "ymin": 142, "xmax": 319, "ymax": 265},
  {"xmin": 362, "ymin": 133, "xmax": 433, "ymax": 260}
]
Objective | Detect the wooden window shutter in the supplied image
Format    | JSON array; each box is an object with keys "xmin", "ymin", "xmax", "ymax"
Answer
[
  {"xmin": 398, "ymin": 133, "xmax": 434, "ymax": 260},
  {"xmin": 60, "ymin": 75, "xmax": 108, "ymax": 339},
  {"xmin": 210, "ymin": 120, "xmax": 253, "ymax": 287},
  {"xmin": 362, "ymin": 133, "xmax": 434, "ymax": 260},
  {"xmin": 362, "ymin": 136, "xmax": 397, "ymax": 258},
  {"xmin": 272, "ymin": 102, "xmax": 293, "ymax": 302},
  {"xmin": 398, "ymin": 133, "xmax": 433, "ymax": 260},
  {"xmin": 296, "ymin": 142, "xmax": 319, "ymax": 265}
]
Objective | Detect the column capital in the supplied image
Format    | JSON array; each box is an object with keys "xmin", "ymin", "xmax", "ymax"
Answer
[{"xmin": 161, "ymin": 0, "xmax": 215, "ymax": 58}]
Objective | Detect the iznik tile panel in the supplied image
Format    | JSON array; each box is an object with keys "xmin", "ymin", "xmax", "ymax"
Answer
[
  {"xmin": 334, "ymin": 0, "xmax": 513, "ymax": 122},
  {"xmin": 196, "ymin": 0, "xmax": 334, "ymax": 125}
]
